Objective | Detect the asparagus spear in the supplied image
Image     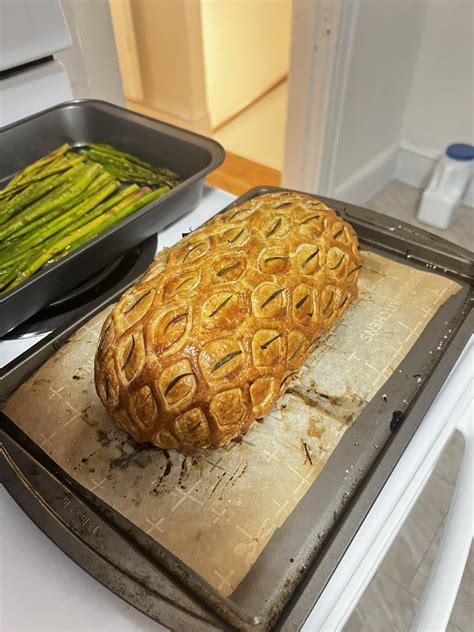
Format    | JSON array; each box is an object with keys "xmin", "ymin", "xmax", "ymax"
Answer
[
  {"xmin": 0, "ymin": 162, "xmax": 88, "ymax": 226},
  {"xmin": 0, "ymin": 179, "xmax": 120, "ymax": 269},
  {"xmin": 9, "ymin": 171, "xmax": 115, "ymax": 241},
  {"xmin": 82, "ymin": 149, "xmax": 160, "ymax": 182},
  {"xmin": 83, "ymin": 147, "xmax": 180, "ymax": 187},
  {"xmin": 0, "ymin": 250, "xmax": 25, "ymax": 270},
  {"xmin": 3, "ymin": 190, "xmax": 148, "ymax": 291},
  {"xmin": 0, "ymin": 141, "xmax": 176, "ymax": 292},
  {"xmin": 90, "ymin": 144, "xmax": 180, "ymax": 182},
  {"xmin": 1, "ymin": 186, "xmax": 168, "ymax": 293},
  {"xmin": 90, "ymin": 143, "xmax": 159, "ymax": 172},
  {"xmin": 1, "ymin": 143, "xmax": 70, "ymax": 195},
  {"xmin": 45, "ymin": 191, "xmax": 151, "ymax": 265},
  {"xmin": 0, "ymin": 245, "xmax": 42, "ymax": 290},
  {"xmin": 0, "ymin": 183, "xmax": 137, "ymax": 267},
  {"xmin": 66, "ymin": 186, "xmax": 169, "ymax": 252},
  {"xmin": 0, "ymin": 155, "xmax": 69, "ymax": 201},
  {"xmin": 0, "ymin": 154, "xmax": 86, "ymax": 200},
  {"xmin": 0, "ymin": 163, "xmax": 102, "ymax": 240},
  {"xmin": 0, "ymin": 173, "xmax": 81, "ymax": 234},
  {"xmin": 0, "ymin": 181, "xmax": 132, "ymax": 268},
  {"xmin": 86, "ymin": 146, "xmax": 157, "ymax": 176}
]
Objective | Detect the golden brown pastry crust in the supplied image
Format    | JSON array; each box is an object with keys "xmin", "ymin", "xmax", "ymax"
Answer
[{"xmin": 94, "ymin": 192, "xmax": 362, "ymax": 452}]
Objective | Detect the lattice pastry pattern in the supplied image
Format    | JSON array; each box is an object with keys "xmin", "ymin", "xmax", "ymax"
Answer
[{"xmin": 94, "ymin": 192, "xmax": 363, "ymax": 451}]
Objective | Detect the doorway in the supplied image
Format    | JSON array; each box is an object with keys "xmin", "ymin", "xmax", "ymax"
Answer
[{"xmin": 109, "ymin": 0, "xmax": 292, "ymax": 194}]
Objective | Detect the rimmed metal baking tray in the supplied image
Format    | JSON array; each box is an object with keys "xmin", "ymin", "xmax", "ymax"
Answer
[
  {"xmin": 0, "ymin": 99, "xmax": 224, "ymax": 337},
  {"xmin": 1, "ymin": 186, "xmax": 473, "ymax": 631}
]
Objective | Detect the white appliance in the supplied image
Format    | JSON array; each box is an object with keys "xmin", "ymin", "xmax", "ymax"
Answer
[{"xmin": 0, "ymin": 0, "xmax": 73, "ymax": 127}]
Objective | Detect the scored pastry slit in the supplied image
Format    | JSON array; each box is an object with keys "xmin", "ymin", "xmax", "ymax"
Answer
[{"xmin": 95, "ymin": 192, "xmax": 362, "ymax": 452}]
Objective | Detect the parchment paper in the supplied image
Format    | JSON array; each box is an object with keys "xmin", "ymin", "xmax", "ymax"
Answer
[{"xmin": 3, "ymin": 251, "xmax": 460, "ymax": 596}]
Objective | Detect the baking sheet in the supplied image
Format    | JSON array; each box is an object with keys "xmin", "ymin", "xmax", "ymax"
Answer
[{"xmin": 3, "ymin": 251, "xmax": 460, "ymax": 597}]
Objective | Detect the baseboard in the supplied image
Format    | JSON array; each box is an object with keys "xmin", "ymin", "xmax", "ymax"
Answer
[
  {"xmin": 331, "ymin": 142, "xmax": 474, "ymax": 209},
  {"xmin": 397, "ymin": 141, "xmax": 474, "ymax": 208},
  {"xmin": 333, "ymin": 144, "xmax": 398, "ymax": 205}
]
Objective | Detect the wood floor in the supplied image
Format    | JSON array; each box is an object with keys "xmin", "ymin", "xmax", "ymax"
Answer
[{"xmin": 205, "ymin": 151, "xmax": 281, "ymax": 196}]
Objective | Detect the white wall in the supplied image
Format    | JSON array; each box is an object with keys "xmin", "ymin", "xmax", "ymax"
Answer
[
  {"xmin": 56, "ymin": 0, "xmax": 124, "ymax": 105},
  {"xmin": 323, "ymin": 0, "xmax": 427, "ymax": 201},
  {"xmin": 397, "ymin": 0, "xmax": 474, "ymax": 203},
  {"xmin": 302, "ymin": 0, "xmax": 473, "ymax": 206},
  {"xmin": 201, "ymin": 0, "xmax": 291, "ymax": 129},
  {"xmin": 402, "ymin": 0, "xmax": 474, "ymax": 153}
]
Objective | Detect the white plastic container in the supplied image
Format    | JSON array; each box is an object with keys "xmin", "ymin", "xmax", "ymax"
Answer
[{"xmin": 417, "ymin": 143, "xmax": 474, "ymax": 230}]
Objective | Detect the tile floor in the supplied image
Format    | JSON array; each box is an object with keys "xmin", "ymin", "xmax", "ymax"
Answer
[
  {"xmin": 367, "ymin": 180, "xmax": 473, "ymax": 252},
  {"xmin": 212, "ymin": 81, "xmax": 288, "ymax": 172},
  {"xmin": 342, "ymin": 182, "xmax": 473, "ymax": 631},
  {"xmin": 344, "ymin": 433, "xmax": 473, "ymax": 632}
]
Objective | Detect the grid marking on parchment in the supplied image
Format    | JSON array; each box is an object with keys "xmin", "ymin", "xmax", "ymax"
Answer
[
  {"xmin": 433, "ymin": 285, "xmax": 453, "ymax": 310},
  {"xmin": 416, "ymin": 305, "xmax": 431, "ymax": 317},
  {"xmin": 4, "ymin": 252, "xmax": 460, "ymax": 599},
  {"xmin": 89, "ymin": 320, "xmax": 104, "ymax": 334},
  {"xmin": 48, "ymin": 386, "xmax": 64, "ymax": 400},
  {"xmin": 214, "ymin": 569, "xmax": 235, "ymax": 592},
  {"xmin": 74, "ymin": 324, "xmax": 100, "ymax": 342},
  {"xmin": 385, "ymin": 342, "xmax": 404, "ymax": 358},
  {"xmin": 235, "ymin": 524, "xmax": 252, "ymax": 540},
  {"xmin": 145, "ymin": 517, "xmax": 165, "ymax": 536},
  {"xmin": 171, "ymin": 481, "xmax": 204, "ymax": 512},
  {"xmin": 343, "ymin": 350, "xmax": 360, "ymax": 364},
  {"xmin": 316, "ymin": 340, "xmax": 341, "ymax": 355},
  {"xmin": 202, "ymin": 455, "xmax": 225, "ymax": 472},
  {"xmin": 262, "ymin": 447, "xmax": 281, "ymax": 465},
  {"xmin": 285, "ymin": 461, "xmax": 314, "ymax": 484},
  {"xmin": 232, "ymin": 518, "xmax": 277, "ymax": 564},
  {"xmin": 256, "ymin": 518, "xmax": 273, "ymax": 540},
  {"xmin": 367, "ymin": 273, "xmax": 386, "ymax": 288},
  {"xmin": 364, "ymin": 360, "xmax": 381, "ymax": 374},
  {"xmin": 211, "ymin": 506, "xmax": 230, "ymax": 525},
  {"xmin": 272, "ymin": 498, "xmax": 291, "ymax": 521},
  {"xmin": 90, "ymin": 477, "xmax": 108, "ymax": 492},
  {"xmin": 39, "ymin": 431, "xmax": 57, "ymax": 450},
  {"xmin": 235, "ymin": 518, "xmax": 274, "ymax": 549},
  {"xmin": 80, "ymin": 359, "xmax": 95, "ymax": 376},
  {"xmin": 225, "ymin": 441, "xmax": 240, "ymax": 454},
  {"xmin": 293, "ymin": 478, "xmax": 313, "ymax": 499},
  {"xmin": 61, "ymin": 411, "xmax": 80, "ymax": 429},
  {"xmin": 295, "ymin": 457, "xmax": 325, "ymax": 495},
  {"xmin": 241, "ymin": 437, "xmax": 256, "ymax": 448}
]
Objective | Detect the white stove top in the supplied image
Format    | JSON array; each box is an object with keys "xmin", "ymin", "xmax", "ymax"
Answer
[{"xmin": 1, "ymin": 185, "xmax": 472, "ymax": 631}]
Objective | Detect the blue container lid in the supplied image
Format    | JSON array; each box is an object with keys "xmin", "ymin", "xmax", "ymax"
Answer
[{"xmin": 446, "ymin": 143, "xmax": 474, "ymax": 161}]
